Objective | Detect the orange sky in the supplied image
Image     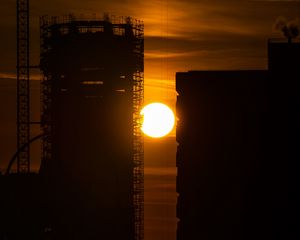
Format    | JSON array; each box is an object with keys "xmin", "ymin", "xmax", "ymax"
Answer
[
  {"xmin": 1, "ymin": 0, "xmax": 299, "ymax": 108},
  {"xmin": 0, "ymin": 1, "xmax": 299, "ymax": 239}
]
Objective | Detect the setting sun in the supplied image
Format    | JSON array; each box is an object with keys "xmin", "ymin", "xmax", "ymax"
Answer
[{"xmin": 141, "ymin": 103, "xmax": 175, "ymax": 138}]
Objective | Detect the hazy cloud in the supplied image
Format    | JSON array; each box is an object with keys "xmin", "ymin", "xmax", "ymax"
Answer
[{"xmin": 1, "ymin": 1, "xmax": 299, "ymax": 238}]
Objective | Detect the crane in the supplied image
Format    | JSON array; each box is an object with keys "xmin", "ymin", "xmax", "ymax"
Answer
[{"xmin": 16, "ymin": 0, "xmax": 30, "ymax": 173}]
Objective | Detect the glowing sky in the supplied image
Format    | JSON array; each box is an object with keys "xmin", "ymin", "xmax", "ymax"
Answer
[
  {"xmin": 0, "ymin": 1, "xmax": 299, "ymax": 240},
  {"xmin": 0, "ymin": 0, "xmax": 299, "ymax": 108}
]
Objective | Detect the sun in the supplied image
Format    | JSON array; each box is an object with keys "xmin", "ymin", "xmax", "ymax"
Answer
[{"xmin": 141, "ymin": 103, "xmax": 175, "ymax": 138}]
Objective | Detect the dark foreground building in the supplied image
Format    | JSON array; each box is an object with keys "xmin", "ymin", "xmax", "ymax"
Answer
[
  {"xmin": 176, "ymin": 40, "xmax": 299, "ymax": 240},
  {"xmin": 0, "ymin": 16, "xmax": 144, "ymax": 240}
]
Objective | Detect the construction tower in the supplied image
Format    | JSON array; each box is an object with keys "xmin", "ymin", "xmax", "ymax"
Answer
[
  {"xmin": 16, "ymin": 0, "xmax": 30, "ymax": 173},
  {"xmin": 39, "ymin": 15, "xmax": 144, "ymax": 240}
]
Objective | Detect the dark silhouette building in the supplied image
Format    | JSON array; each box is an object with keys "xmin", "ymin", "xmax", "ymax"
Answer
[
  {"xmin": 176, "ymin": 39, "xmax": 299, "ymax": 240},
  {"xmin": 1, "ymin": 15, "xmax": 144, "ymax": 240}
]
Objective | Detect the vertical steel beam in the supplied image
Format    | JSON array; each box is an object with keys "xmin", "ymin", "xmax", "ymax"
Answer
[
  {"xmin": 16, "ymin": 0, "xmax": 30, "ymax": 173},
  {"xmin": 132, "ymin": 20, "xmax": 144, "ymax": 240}
]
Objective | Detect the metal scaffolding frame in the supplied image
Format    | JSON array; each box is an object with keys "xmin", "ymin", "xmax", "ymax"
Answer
[
  {"xmin": 40, "ymin": 15, "xmax": 144, "ymax": 240},
  {"xmin": 39, "ymin": 18, "xmax": 52, "ymax": 174},
  {"xmin": 131, "ymin": 19, "xmax": 145, "ymax": 240},
  {"xmin": 16, "ymin": 0, "xmax": 30, "ymax": 173}
]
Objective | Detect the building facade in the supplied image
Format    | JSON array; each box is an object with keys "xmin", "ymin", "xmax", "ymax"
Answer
[{"xmin": 176, "ymin": 40, "xmax": 299, "ymax": 240}]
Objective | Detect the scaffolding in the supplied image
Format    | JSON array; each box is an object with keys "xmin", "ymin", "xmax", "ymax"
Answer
[
  {"xmin": 16, "ymin": 0, "xmax": 30, "ymax": 173},
  {"xmin": 40, "ymin": 15, "xmax": 144, "ymax": 240}
]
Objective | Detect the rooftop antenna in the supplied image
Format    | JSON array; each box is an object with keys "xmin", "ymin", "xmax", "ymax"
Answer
[{"xmin": 274, "ymin": 17, "xmax": 300, "ymax": 43}]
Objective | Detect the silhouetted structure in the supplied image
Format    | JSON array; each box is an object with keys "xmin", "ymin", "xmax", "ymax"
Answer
[
  {"xmin": 176, "ymin": 39, "xmax": 299, "ymax": 240},
  {"xmin": 39, "ymin": 15, "xmax": 144, "ymax": 240},
  {"xmin": 1, "ymin": 15, "xmax": 144, "ymax": 240},
  {"xmin": 0, "ymin": 173, "xmax": 43, "ymax": 239},
  {"xmin": 16, "ymin": 0, "xmax": 30, "ymax": 173}
]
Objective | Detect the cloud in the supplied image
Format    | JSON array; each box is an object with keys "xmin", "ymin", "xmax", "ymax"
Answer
[
  {"xmin": 0, "ymin": 73, "xmax": 16, "ymax": 80},
  {"xmin": 0, "ymin": 0, "xmax": 299, "ymax": 103},
  {"xmin": 276, "ymin": 0, "xmax": 300, "ymax": 1}
]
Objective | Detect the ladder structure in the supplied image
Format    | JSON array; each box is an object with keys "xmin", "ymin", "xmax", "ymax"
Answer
[
  {"xmin": 16, "ymin": 0, "xmax": 30, "ymax": 173},
  {"xmin": 132, "ymin": 21, "xmax": 145, "ymax": 240}
]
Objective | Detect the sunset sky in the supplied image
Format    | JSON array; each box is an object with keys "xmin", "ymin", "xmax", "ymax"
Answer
[{"xmin": 0, "ymin": 0, "xmax": 299, "ymax": 239}]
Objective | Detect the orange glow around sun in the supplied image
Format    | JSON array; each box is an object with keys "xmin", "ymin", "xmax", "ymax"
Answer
[{"xmin": 141, "ymin": 103, "xmax": 175, "ymax": 138}]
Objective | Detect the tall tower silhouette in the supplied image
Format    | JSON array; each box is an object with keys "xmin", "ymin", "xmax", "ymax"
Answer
[{"xmin": 39, "ymin": 15, "xmax": 144, "ymax": 240}]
